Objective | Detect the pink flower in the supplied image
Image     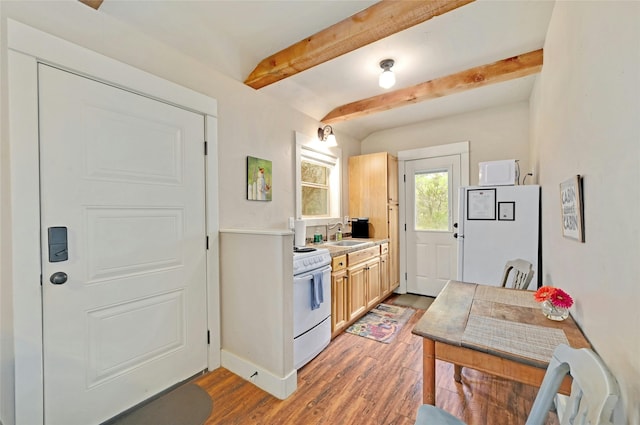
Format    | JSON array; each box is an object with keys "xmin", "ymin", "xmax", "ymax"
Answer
[
  {"xmin": 534, "ymin": 286, "xmax": 574, "ymax": 309},
  {"xmin": 549, "ymin": 288, "xmax": 573, "ymax": 309}
]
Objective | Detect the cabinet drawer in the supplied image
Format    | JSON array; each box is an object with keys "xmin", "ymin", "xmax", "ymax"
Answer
[
  {"xmin": 332, "ymin": 255, "xmax": 347, "ymax": 271},
  {"xmin": 347, "ymin": 246, "xmax": 379, "ymax": 266},
  {"xmin": 380, "ymin": 243, "xmax": 389, "ymax": 255}
]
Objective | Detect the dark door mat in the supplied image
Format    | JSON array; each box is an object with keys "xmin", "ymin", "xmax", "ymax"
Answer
[
  {"xmin": 104, "ymin": 383, "xmax": 212, "ymax": 425},
  {"xmin": 391, "ymin": 294, "xmax": 435, "ymax": 310}
]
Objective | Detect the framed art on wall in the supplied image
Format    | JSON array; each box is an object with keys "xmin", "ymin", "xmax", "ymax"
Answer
[
  {"xmin": 560, "ymin": 175, "xmax": 584, "ymax": 242},
  {"xmin": 498, "ymin": 201, "xmax": 515, "ymax": 221},
  {"xmin": 467, "ymin": 188, "xmax": 496, "ymax": 220},
  {"xmin": 247, "ymin": 156, "xmax": 272, "ymax": 201}
]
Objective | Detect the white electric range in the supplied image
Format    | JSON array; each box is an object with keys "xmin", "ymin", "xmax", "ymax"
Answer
[{"xmin": 292, "ymin": 247, "xmax": 332, "ymax": 369}]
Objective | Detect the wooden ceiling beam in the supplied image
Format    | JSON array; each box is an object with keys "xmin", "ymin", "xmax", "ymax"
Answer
[
  {"xmin": 244, "ymin": 0, "xmax": 475, "ymax": 89},
  {"xmin": 79, "ymin": 0, "xmax": 104, "ymax": 10},
  {"xmin": 321, "ymin": 49, "xmax": 543, "ymax": 124}
]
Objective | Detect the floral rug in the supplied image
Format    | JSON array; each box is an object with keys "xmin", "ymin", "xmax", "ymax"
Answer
[{"xmin": 345, "ymin": 303, "xmax": 414, "ymax": 344}]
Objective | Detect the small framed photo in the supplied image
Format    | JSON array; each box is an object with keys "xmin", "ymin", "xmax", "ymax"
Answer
[
  {"xmin": 560, "ymin": 175, "xmax": 584, "ymax": 242},
  {"xmin": 247, "ymin": 156, "xmax": 272, "ymax": 201},
  {"xmin": 467, "ymin": 188, "xmax": 496, "ymax": 220},
  {"xmin": 498, "ymin": 202, "xmax": 515, "ymax": 221}
]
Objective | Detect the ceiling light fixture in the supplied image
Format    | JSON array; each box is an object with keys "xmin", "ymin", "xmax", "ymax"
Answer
[
  {"xmin": 378, "ymin": 59, "xmax": 396, "ymax": 89},
  {"xmin": 317, "ymin": 125, "xmax": 337, "ymax": 146}
]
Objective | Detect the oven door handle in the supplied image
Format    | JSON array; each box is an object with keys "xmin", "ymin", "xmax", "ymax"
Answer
[{"xmin": 295, "ymin": 264, "xmax": 332, "ymax": 280}]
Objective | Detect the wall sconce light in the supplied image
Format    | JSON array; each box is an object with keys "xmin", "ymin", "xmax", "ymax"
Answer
[
  {"xmin": 318, "ymin": 125, "xmax": 337, "ymax": 146},
  {"xmin": 378, "ymin": 59, "xmax": 396, "ymax": 89}
]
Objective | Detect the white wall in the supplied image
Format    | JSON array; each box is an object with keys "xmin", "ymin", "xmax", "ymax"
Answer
[
  {"xmin": 0, "ymin": 4, "xmax": 14, "ymax": 422},
  {"xmin": 219, "ymin": 230, "xmax": 296, "ymax": 399},
  {"xmin": 530, "ymin": 2, "xmax": 640, "ymax": 423},
  {"xmin": 361, "ymin": 102, "xmax": 531, "ymax": 186},
  {"xmin": 0, "ymin": 0, "xmax": 360, "ymax": 231},
  {"xmin": 0, "ymin": 2, "xmax": 360, "ymax": 424}
]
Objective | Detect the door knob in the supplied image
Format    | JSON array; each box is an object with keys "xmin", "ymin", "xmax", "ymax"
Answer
[
  {"xmin": 453, "ymin": 233, "xmax": 458, "ymax": 239},
  {"xmin": 49, "ymin": 272, "xmax": 68, "ymax": 285}
]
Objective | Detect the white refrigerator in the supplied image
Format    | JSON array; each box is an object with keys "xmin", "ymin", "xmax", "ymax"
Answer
[{"xmin": 456, "ymin": 185, "xmax": 540, "ymax": 289}]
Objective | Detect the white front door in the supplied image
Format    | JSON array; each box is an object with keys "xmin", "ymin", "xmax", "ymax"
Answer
[
  {"xmin": 405, "ymin": 155, "xmax": 461, "ymax": 296},
  {"xmin": 39, "ymin": 64, "xmax": 208, "ymax": 425}
]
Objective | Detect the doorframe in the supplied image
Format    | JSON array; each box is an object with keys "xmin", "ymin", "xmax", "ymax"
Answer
[
  {"xmin": 397, "ymin": 142, "xmax": 470, "ymax": 294},
  {"xmin": 6, "ymin": 20, "xmax": 220, "ymax": 425}
]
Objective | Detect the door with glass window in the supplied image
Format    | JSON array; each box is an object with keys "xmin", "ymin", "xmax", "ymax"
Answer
[{"xmin": 405, "ymin": 155, "xmax": 461, "ymax": 296}]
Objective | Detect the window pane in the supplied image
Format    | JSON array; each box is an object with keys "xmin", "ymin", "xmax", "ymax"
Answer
[
  {"xmin": 302, "ymin": 186, "xmax": 328, "ymax": 216},
  {"xmin": 301, "ymin": 161, "xmax": 328, "ymax": 185},
  {"xmin": 415, "ymin": 171, "xmax": 449, "ymax": 231}
]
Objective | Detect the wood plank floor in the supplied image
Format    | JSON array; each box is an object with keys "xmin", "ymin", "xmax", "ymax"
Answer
[{"xmin": 194, "ymin": 295, "xmax": 559, "ymax": 425}]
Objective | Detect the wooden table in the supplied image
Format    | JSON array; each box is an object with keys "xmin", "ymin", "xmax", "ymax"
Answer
[{"xmin": 411, "ymin": 280, "xmax": 591, "ymax": 405}]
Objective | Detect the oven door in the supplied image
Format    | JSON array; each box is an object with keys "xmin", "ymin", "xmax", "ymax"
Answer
[{"xmin": 293, "ymin": 264, "xmax": 332, "ymax": 338}]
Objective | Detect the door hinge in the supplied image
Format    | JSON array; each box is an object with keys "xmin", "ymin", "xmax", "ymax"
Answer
[
  {"xmin": 40, "ymin": 274, "xmax": 43, "ymax": 286},
  {"xmin": 403, "ymin": 174, "xmax": 406, "ymax": 182},
  {"xmin": 206, "ymin": 236, "xmax": 209, "ymax": 250},
  {"xmin": 404, "ymin": 223, "xmax": 407, "ymax": 231},
  {"xmin": 207, "ymin": 330, "xmax": 210, "ymax": 345},
  {"xmin": 405, "ymin": 272, "xmax": 408, "ymax": 281},
  {"xmin": 204, "ymin": 141, "xmax": 208, "ymax": 155}
]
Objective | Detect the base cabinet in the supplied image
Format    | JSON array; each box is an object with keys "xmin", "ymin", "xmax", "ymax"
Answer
[
  {"xmin": 380, "ymin": 251, "xmax": 390, "ymax": 296},
  {"xmin": 331, "ymin": 268, "xmax": 348, "ymax": 338},
  {"xmin": 331, "ymin": 244, "xmax": 391, "ymax": 339},
  {"xmin": 347, "ymin": 261, "xmax": 368, "ymax": 321},
  {"xmin": 364, "ymin": 258, "xmax": 381, "ymax": 309}
]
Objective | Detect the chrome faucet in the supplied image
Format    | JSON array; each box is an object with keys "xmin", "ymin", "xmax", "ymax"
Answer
[{"xmin": 325, "ymin": 221, "xmax": 342, "ymax": 241}]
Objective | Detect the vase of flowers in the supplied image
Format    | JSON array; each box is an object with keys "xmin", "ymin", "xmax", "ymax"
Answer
[{"xmin": 534, "ymin": 286, "xmax": 573, "ymax": 321}]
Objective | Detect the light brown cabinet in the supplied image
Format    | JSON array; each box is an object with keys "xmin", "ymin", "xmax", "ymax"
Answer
[
  {"xmin": 380, "ymin": 244, "xmax": 390, "ymax": 296},
  {"xmin": 387, "ymin": 204, "xmax": 399, "ymax": 291},
  {"xmin": 364, "ymin": 257, "xmax": 381, "ymax": 309},
  {"xmin": 347, "ymin": 261, "xmax": 368, "ymax": 321},
  {"xmin": 331, "ymin": 255, "xmax": 348, "ymax": 338},
  {"xmin": 349, "ymin": 152, "xmax": 400, "ymax": 292},
  {"xmin": 330, "ymin": 244, "xmax": 389, "ymax": 339},
  {"xmin": 331, "ymin": 267, "xmax": 348, "ymax": 338}
]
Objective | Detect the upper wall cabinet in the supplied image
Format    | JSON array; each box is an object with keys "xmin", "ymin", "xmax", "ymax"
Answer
[{"xmin": 348, "ymin": 152, "xmax": 398, "ymax": 238}]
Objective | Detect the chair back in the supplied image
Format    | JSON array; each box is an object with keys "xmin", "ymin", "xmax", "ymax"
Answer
[
  {"xmin": 501, "ymin": 258, "xmax": 534, "ymax": 290},
  {"xmin": 525, "ymin": 344, "xmax": 619, "ymax": 425}
]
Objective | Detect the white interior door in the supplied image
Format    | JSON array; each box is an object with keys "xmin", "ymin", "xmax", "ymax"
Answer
[
  {"xmin": 405, "ymin": 155, "xmax": 461, "ymax": 296},
  {"xmin": 39, "ymin": 64, "xmax": 208, "ymax": 425}
]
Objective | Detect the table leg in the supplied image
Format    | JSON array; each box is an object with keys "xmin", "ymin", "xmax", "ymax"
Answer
[
  {"xmin": 454, "ymin": 365, "xmax": 462, "ymax": 382},
  {"xmin": 422, "ymin": 338, "xmax": 436, "ymax": 405}
]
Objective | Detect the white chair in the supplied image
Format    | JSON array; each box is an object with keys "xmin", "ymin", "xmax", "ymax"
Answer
[
  {"xmin": 415, "ymin": 344, "xmax": 619, "ymax": 425},
  {"xmin": 501, "ymin": 258, "xmax": 535, "ymax": 290}
]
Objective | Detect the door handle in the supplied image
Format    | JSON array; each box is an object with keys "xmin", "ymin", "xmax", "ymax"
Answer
[{"xmin": 50, "ymin": 272, "xmax": 68, "ymax": 285}]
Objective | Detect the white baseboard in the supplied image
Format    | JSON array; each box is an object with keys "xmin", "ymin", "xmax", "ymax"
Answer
[{"xmin": 220, "ymin": 350, "xmax": 297, "ymax": 400}]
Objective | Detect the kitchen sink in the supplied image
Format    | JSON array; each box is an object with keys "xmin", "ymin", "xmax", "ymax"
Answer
[{"xmin": 324, "ymin": 240, "xmax": 369, "ymax": 247}]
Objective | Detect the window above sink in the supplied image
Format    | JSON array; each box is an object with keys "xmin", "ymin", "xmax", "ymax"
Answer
[{"xmin": 295, "ymin": 131, "xmax": 342, "ymax": 225}]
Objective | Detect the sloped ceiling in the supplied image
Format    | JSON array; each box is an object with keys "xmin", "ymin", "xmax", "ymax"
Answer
[{"xmin": 93, "ymin": 0, "xmax": 555, "ymax": 140}]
